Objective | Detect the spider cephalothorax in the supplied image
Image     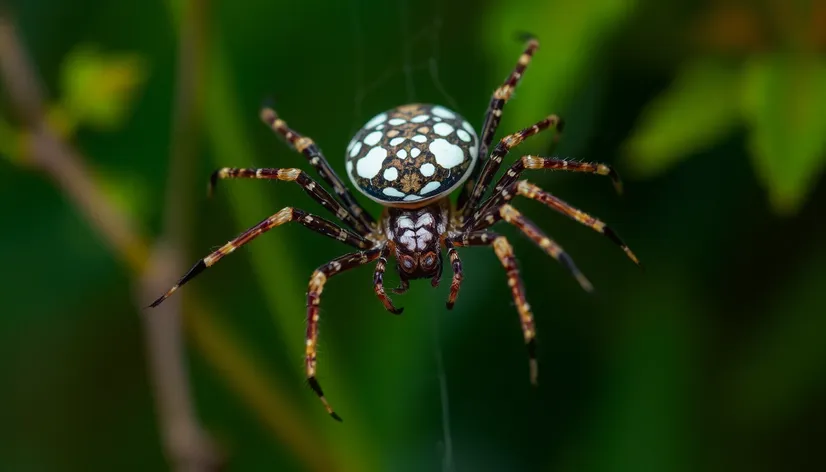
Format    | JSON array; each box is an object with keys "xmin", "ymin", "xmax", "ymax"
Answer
[{"xmin": 150, "ymin": 36, "xmax": 641, "ymax": 421}]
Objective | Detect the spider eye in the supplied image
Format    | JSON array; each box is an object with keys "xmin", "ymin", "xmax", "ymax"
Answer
[
  {"xmin": 421, "ymin": 252, "xmax": 437, "ymax": 269},
  {"xmin": 400, "ymin": 255, "xmax": 416, "ymax": 272}
]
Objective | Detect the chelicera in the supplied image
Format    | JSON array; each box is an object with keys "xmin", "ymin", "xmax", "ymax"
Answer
[{"xmin": 150, "ymin": 37, "xmax": 641, "ymax": 421}]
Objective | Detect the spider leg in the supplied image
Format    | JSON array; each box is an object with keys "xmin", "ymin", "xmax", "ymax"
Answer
[
  {"xmin": 473, "ymin": 204, "xmax": 593, "ymax": 292},
  {"xmin": 467, "ymin": 156, "xmax": 622, "ymax": 230},
  {"xmin": 373, "ymin": 242, "xmax": 403, "ymax": 315},
  {"xmin": 307, "ymin": 248, "xmax": 383, "ymax": 421},
  {"xmin": 260, "ymin": 106, "xmax": 376, "ymax": 231},
  {"xmin": 443, "ymin": 237, "xmax": 463, "ymax": 310},
  {"xmin": 457, "ymin": 36, "xmax": 540, "ymax": 212},
  {"xmin": 460, "ymin": 113, "xmax": 563, "ymax": 222},
  {"xmin": 448, "ymin": 231, "xmax": 539, "ymax": 384},
  {"xmin": 148, "ymin": 207, "xmax": 370, "ymax": 307},
  {"xmin": 475, "ymin": 180, "xmax": 641, "ymax": 267},
  {"xmin": 391, "ymin": 278, "xmax": 410, "ymax": 295},
  {"xmin": 209, "ymin": 167, "xmax": 370, "ymax": 235}
]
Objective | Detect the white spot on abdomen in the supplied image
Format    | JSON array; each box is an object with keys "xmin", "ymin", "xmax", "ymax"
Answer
[
  {"xmin": 382, "ymin": 187, "xmax": 406, "ymax": 198},
  {"xmin": 411, "ymin": 115, "xmax": 429, "ymax": 123},
  {"xmin": 388, "ymin": 118, "xmax": 406, "ymax": 125},
  {"xmin": 429, "ymin": 138, "xmax": 465, "ymax": 169},
  {"xmin": 364, "ymin": 131, "xmax": 383, "ymax": 146},
  {"xmin": 420, "ymin": 162, "xmax": 435, "ymax": 177},
  {"xmin": 396, "ymin": 149, "xmax": 408, "ymax": 159},
  {"xmin": 365, "ymin": 113, "xmax": 387, "ymax": 129},
  {"xmin": 412, "ymin": 135, "xmax": 427, "ymax": 143},
  {"xmin": 457, "ymin": 129, "xmax": 471, "ymax": 142},
  {"xmin": 389, "ymin": 137, "xmax": 406, "ymax": 146},
  {"xmin": 462, "ymin": 121, "xmax": 475, "ymax": 135},
  {"xmin": 432, "ymin": 106, "xmax": 456, "ymax": 119},
  {"xmin": 383, "ymin": 167, "xmax": 398, "ymax": 181},
  {"xmin": 434, "ymin": 122, "xmax": 455, "ymax": 136},
  {"xmin": 357, "ymin": 147, "xmax": 387, "ymax": 178},
  {"xmin": 410, "ymin": 148, "xmax": 421, "ymax": 158},
  {"xmin": 420, "ymin": 181, "xmax": 441, "ymax": 195},
  {"xmin": 349, "ymin": 141, "xmax": 362, "ymax": 157}
]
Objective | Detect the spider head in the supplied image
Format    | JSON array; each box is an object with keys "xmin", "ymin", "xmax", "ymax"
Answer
[{"xmin": 395, "ymin": 244, "xmax": 443, "ymax": 283}]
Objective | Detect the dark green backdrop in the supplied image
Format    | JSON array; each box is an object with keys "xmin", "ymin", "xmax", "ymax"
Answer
[{"xmin": 1, "ymin": 0, "xmax": 824, "ymax": 470}]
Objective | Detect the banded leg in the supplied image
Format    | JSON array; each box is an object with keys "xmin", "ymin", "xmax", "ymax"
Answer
[
  {"xmin": 457, "ymin": 35, "xmax": 540, "ymax": 211},
  {"xmin": 474, "ymin": 180, "xmax": 641, "ymax": 266},
  {"xmin": 469, "ymin": 155, "xmax": 623, "ymax": 228},
  {"xmin": 307, "ymin": 248, "xmax": 383, "ymax": 421},
  {"xmin": 373, "ymin": 242, "xmax": 403, "ymax": 315},
  {"xmin": 148, "ymin": 207, "xmax": 370, "ymax": 307},
  {"xmin": 449, "ymin": 231, "xmax": 539, "ymax": 384},
  {"xmin": 460, "ymin": 113, "xmax": 563, "ymax": 222},
  {"xmin": 210, "ymin": 167, "xmax": 370, "ymax": 235},
  {"xmin": 474, "ymin": 204, "xmax": 593, "ymax": 292},
  {"xmin": 260, "ymin": 106, "xmax": 375, "ymax": 230},
  {"xmin": 444, "ymin": 237, "xmax": 463, "ymax": 310}
]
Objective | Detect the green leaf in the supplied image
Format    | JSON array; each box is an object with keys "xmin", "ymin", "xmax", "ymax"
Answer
[
  {"xmin": 60, "ymin": 45, "xmax": 148, "ymax": 131},
  {"xmin": 623, "ymin": 59, "xmax": 741, "ymax": 178},
  {"xmin": 485, "ymin": 0, "xmax": 637, "ymax": 144},
  {"xmin": 741, "ymin": 54, "xmax": 826, "ymax": 214}
]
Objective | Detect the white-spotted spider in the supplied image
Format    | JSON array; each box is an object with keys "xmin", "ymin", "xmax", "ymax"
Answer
[{"xmin": 150, "ymin": 37, "xmax": 641, "ymax": 421}]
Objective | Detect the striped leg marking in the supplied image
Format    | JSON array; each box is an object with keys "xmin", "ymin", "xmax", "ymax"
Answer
[
  {"xmin": 461, "ymin": 113, "xmax": 563, "ymax": 222},
  {"xmin": 450, "ymin": 231, "xmax": 539, "ymax": 384},
  {"xmin": 306, "ymin": 249, "xmax": 382, "ymax": 421},
  {"xmin": 260, "ymin": 107, "xmax": 375, "ymax": 230},
  {"xmin": 473, "ymin": 204, "xmax": 593, "ymax": 292},
  {"xmin": 209, "ymin": 167, "xmax": 370, "ymax": 235},
  {"xmin": 373, "ymin": 242, "xmax": 403, "ymax": 315},
  {"xmin": 444, "ymin": 237, "xmax": 463, "ymax": 310},
  {"xmin": 473, "ymin": 180, "xmax": 640, "ymax": 267},
  {"xmin": 457, "ymin": 35, "xmax": 540, "ymax": 212},
  {"xmin": 148, "ymin": 207, "xmax": 370, "ymax": 308}
]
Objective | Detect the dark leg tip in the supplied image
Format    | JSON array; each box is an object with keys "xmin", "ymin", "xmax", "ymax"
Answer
[
  {"xmin": 208, "ymin": 170, "xmax": 220, "ymax": 197},
  {"xmin": 556, "ymin": 117, "xmax": 566, "ymax": 133},
  {"xmin": 147, "ymin": 297, "xmax": 165, "ymax": 309},
  {"xmin": 446, "ymin": 301, "xmax": 455, "ymax": 310},
  {"xmin": 390, "ymin": 306, "xmax": 404, "ymax": 316},
  {"xmin": 515, "ymin": 31, "xmax": 537, "ymax": 43},
  {"xmin": 330, "ymin": 412, "xmax": 343, "ymax": 422}
]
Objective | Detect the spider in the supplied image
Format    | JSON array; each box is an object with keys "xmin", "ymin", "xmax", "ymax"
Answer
[{"xmin": 149, "ymin": 36, "xmax": 641, "ymax": 421}]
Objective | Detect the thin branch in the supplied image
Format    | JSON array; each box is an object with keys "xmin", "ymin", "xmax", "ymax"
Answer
[{"xmin": 137, "ymin": 0, "xmax": 223, "ymax": 469}]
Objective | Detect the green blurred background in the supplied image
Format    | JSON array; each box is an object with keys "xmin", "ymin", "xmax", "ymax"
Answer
[{"xmin": 2, "ymin": 0, "xmax": 825, "ymax": 470}]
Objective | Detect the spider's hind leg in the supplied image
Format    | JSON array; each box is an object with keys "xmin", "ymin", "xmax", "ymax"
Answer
[{"xmin": 306, "ymin": 248, "xmax": 383, "ymax": 421}]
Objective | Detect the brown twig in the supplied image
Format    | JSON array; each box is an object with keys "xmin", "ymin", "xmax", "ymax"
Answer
[
  {"xmin": 0, "ymin": 11, "xmax": 337, "ymax": 472},
  {"xmin": 137, "ymin": 0, "xmax": 223, "ymax": 470}
]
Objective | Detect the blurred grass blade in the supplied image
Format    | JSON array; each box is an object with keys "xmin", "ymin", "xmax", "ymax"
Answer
[
  {"xmin": 741, "ymin": 54, "xmax": 826, "ymax": 214},
  {"xmin": 623, "ymin": 59, "xmax": 741, "ymax": 178}
]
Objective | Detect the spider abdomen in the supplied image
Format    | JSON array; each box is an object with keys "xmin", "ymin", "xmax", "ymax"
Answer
[{"xmin": 345, "ymin": 104, "xmax": 479, "ymax": 207}]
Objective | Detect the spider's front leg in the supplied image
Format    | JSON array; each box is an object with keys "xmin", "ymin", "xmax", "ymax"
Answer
[
  {"xmin": 306, "ymin": 248, "xmax": 383, "ymax": 421},
  {"xmin": 149, "ymin": 207, "xmax": 370, "ymax": 307},
  {"xmin": 458, "ymin": 35, "xmax": 541, "ymax": 214},
  {"xmin": 448, "ymin": 231, "xmax": 539, "ymax": 384}
]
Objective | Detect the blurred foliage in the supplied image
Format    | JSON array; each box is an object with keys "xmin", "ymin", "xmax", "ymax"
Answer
[
  {"xmin": 59, "ymin": 45, "xmax": 147, "ymax": 133},
  {"xmin": 1, "ymin": 0, "xmax": 825, "ymax": 471},
  {"xmin": 624, "ymin": 0, "xmax": 826, "ymax": 214}
]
